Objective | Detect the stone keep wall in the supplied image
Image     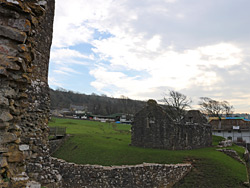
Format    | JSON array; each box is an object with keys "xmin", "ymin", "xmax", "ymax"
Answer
[
  {"xmin": 51, "ymin": 158, "xmax": 192, "ymax": 188},
  {"xmin": 131, "ymin": 100, "xmax": 212, "ymax": 150},
  {"xmin": 0, "ymin": 1, "xmax": 61, "ymax": 187}
]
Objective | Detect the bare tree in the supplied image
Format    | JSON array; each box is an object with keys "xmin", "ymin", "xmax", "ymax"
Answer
[
  {"xmin": 199, "ymin": 97, "xmax": 234, "ymax": 117},
  {"xmin": 221, "ymin": 101, "xmax": 234, "ymax": 116},
  {"xmin": 162, "ymin": 90, "xmax": 192, "ymax": 122}
]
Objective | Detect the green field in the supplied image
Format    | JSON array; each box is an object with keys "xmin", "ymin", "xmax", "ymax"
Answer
[{"xmin": 49, "ymin": 117, "xmax": 248, "ymax": 187}]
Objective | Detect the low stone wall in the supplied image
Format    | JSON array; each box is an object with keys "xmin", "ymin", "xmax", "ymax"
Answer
[
  {"xmin": 51, "ymin": 158, "xmax": 192, "ymax": 188},
  {"xmin": 217, "ymin": 149, "xmax": 245, "ymax": 165}
]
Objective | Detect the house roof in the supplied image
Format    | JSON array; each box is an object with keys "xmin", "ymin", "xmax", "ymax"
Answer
[{"xmin": 209, "ymin": 117, "xmax": 250, "ymax": 122}]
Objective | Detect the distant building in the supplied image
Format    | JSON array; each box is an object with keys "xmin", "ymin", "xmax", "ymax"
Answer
[
  {"xmin": 210, "ymin": 117, "xmax": 250, "ymax": 143},
  {"xmin": 70, "ymin": 104, "xmax": 87, "ymax": 111}
]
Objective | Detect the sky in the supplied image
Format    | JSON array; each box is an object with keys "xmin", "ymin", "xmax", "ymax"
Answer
[{"xmin": 48, "ymin": 0, "xmax": 250, "ymax": 113}]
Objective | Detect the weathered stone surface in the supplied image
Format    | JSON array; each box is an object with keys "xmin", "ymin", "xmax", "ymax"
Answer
[
  {"xmin": 0, "ymin": 66, "xmax": 8, "ymax": 76},
  {"xmin": 0, "ymin": 96, "xmax": 9, "ymax": 106},
  {"xmin": 8, "ymin": 18, "xmax": 31, "ymax": 32},
  {"xmin": 17, "ymin": 44, "xmax": 28, "ymax": 52},
  {"xmin": 0, "ymin": 55, "xmax": 21, "ymax": 71},
  {"xmin": 181, "ymin": 110, "xmax": 208, "ymax": 124},
  {"xmin": 0, "ymin": 25, "xmax": 27, "ymax": 43},
  {"xmin": 0, "ymin": 44, "xmax": 18, "ymax": 56},
  {"xmin": 0, "ymin": 132, "xmax": 17, "ymax": 143},
  {"xmin": 7, "ymin": 151, "xmax": 24, "ymax": 162},
  {"xmin": 26, "ymin": 181, "xmax": 41, "ymax": 188},
  {"xmin": 0, "ymin": 6, "xmax": 19, "ymax": 18},
  {"xmin": 0, "ymin": 147, "xmax": 8, "ymax": 153},
  {"xmin": 0, "ymin": 157, "xmax": 8, "ymax": 167},
  {"xmin": 52, "ymin": 158, "xmax": 192, "ymax": 188},
  {"xmin": 0, "ymin": 111, "xmax": 13, "ymax": 122},
  {"xmin": 19, "ymin": 144, "xmax": 29, "ymax": 151},
  {"xmin": 1, "ymin": 87, "xmax": 16, "ymax": 98},
  {"xmin": 0, "ymin": 122, "xmax": 9, "ymax": 130}
]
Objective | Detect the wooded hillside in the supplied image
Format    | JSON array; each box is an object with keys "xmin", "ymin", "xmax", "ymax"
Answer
[{"xmin": 50, "ymin": 88, "xmax": 146, "ymax": 115}]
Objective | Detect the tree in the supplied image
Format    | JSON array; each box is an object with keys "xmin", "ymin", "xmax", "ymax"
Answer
[
  {"xmin": 162, "ymin": 90, "xmax": 192, "ymax": 122},
  {"xmin": 198, "ymin": 97, "xmax": 234, "ymax": 117},
  {"xmin": 221, "ymin": 101, "xmax": 234, "ymax": 116}
]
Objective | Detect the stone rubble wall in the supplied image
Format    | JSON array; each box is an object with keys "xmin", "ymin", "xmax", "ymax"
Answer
[
  {"xmin": 132, "ymin": 121, "xmax": 212, "ymax": 150},
  {"xmin": 131, "ymin": 102, "xmax": 212, "ymax": 150},
  {"xmin": 51, "ymin": 158, "xmax": 192, "ymax": 188},
  {"xmin": 0, "ymin": 1, "xmax": 61, "ymax": 187},
  {"xmin": 217, "ymin": 149, "xmax": 245, "ymax": 165}
]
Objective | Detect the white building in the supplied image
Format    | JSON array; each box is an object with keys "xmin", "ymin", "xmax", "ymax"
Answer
[{"xmin": 210, "ymin": 117, "xmax": 250, "ymax": 143}]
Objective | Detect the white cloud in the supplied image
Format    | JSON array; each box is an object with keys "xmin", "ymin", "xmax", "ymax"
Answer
[
  {"xmin": 50, "ymin": 0, "xmax": 250, "ymax": 112},
  {"xmin": 51, "ymin": 48, "xmax": 94, "ymax": 61},
  {"xmin": 54, "ymin": 67, "xmax": 80, "ymax": 75},
  {"xmin": 53, "ymin": 0, "xmax": 114, "ymax": 47},
  {"xmin": 90, "ymin": 42, "xmax": 243, "ymax": 100},
  {"xmin": 48, "ymin": 77, "xmax": 63, "ymax": 87}
]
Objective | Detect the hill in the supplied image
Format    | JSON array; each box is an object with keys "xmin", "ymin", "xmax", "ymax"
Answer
[{"xmin": 50, "ymin": 88, "xmax": 146, "ymax": 115}]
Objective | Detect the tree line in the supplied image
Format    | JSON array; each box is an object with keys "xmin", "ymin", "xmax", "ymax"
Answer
[
  {"xmin": 50, "ymin": 88, "xmax": 234, "ymax": 119},
  {"xmin": 162, "ymin": 90, "xmax": 234, "ymax": 122},
  {"xmin": 50, "ymin": 88, "xmax": 145, "ymax": 115}
]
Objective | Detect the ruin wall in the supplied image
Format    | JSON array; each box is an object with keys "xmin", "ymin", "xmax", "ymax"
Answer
[
  {"xmin": 51, "ymin": 158, "xmax": 192, "ymax": 188},
  {"xmin": 131, "ymin": 101, "xmax": 212, "ymax": 150},
  {"xmin": 0, "ymin": 1, "xmax": 61, "ymax": 187}
]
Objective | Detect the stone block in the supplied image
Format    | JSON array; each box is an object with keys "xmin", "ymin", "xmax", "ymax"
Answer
[
  {"xmin": 0, "ymin": 96, "xmax": 9, "ymax": 106},
  {"xmin": 8, "ymin": 18, "xmax": 31, "ymax": 33},
  {"xmin": 2, "ymin": 88, "xmax": 16, "ymax": 98},
  {"xmin": 0, "ymin": 132, "xmax": 17, "ymax": 143},
  {"xmin": 26, "ymin": 181, "xmax": 41, "ymax": 188},
  {"xmin": 0, "ymin": 6, "xmax": 19, "ymax": 18},
  {"xmin": 17, "ymin": 44, "xmax": 28, "ymax": 52},
  {"xmin": 0, "ymin": 111, "xmax": 13, "ymax": 122},
  {"xmin": 7, "ymin": 151, "xmax": 24, "ymax": 163},
  {"xmin": 0, "ymin": 66, "xmax": 8, "ymax": 77},
  {"xmin": 0, "ymin": 25, "xmax": 27, "ymax": 43},
  {"xmin": 0, "ymin": 147, "xmax": 8, "ymax": 153},
  {"xmin": 0, "ymin": 157, "xmax": 8, "ymax": 167},
  {"xmin": 19, "ymin": 144, "xmax": 29, "ymax": 151},
  {"xmin": 0, "ymin": 122, "xmax": 9, "ymax": 130},
  {"xmin": 0, "ymin": 44, "xmax": 18, "ymax": 56},
  {"xmin": 26, "ymin": 2, "xmax": 45, "ymax": 16}
]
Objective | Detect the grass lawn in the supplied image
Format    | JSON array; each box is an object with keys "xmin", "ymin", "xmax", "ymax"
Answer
[{"xmin": 49, "ymin": 117, "xmax": 248, "ymax": 188}]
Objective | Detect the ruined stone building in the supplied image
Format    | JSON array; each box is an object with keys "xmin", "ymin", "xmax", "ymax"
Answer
[{"xmin": 131, "ymin": 100, "xmax": 212, "ymax": 150}]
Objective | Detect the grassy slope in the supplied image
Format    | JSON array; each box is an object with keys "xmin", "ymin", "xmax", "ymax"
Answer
[{"xmin": 49, "ymin": 118, "xmax": 247, "ymax": 188}]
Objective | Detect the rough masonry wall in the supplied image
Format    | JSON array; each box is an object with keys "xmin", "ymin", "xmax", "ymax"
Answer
[
  {"xmin": 0, "ymin": 1, "xmax": 61, "ymax": 187},
  {"xmin": 51, "ymin": 158, "xmax": 192, "ymax": 188},
  {"xmin": 131, "ymin": 100, "xmax": 212, "ymax": 150}
]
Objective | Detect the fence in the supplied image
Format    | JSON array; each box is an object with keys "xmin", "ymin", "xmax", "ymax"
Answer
[{"xmin": 49, "ymin": 127, "xmax": 67, "ymax": 137}]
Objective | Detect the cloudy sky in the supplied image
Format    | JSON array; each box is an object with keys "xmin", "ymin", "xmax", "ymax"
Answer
[{"xmin": 48, "ymin": 0, "xmax": 250, "ymax": 113}]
